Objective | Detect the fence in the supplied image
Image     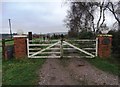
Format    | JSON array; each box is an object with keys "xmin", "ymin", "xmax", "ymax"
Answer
[
  {"xmin": 2, "ymin": 33, "xmax": 112, "ymax": 59},
  {"xmin": 2, "ymin": 39, "xmax": 14, "ymax": 60}
]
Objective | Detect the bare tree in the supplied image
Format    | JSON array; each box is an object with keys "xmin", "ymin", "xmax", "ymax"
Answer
[
  {"xmin": 64, "ymin": 1, "xmax": 99, "ymax": 36},
  {"xmin": 64, "ymin": 0, "xmax": 120, "ymax": 37},
  {"xmin": 106, "ymin": 1, "xmax": 120, "ymax": 30},
  {"xmin": 96, "ymin": 1, "xmax": 108, "ymax": 33},
  {"xmin": 96, "ymin": 2, "xmax": 104, "ymax": 33}
]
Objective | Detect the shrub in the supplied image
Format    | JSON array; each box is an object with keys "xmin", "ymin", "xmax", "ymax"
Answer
[
  {"xmin": 108, "ymin": 30, "xmax": 120, "ymax": 58},
  {"xmin": 78, "ymin": 30, "xmax": 95, "ymax": 39}
]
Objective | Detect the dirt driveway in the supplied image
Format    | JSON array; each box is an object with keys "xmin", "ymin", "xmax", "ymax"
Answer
[{"xmin": 38, "ymin": 58, "xmax": 118, "ymax": 85}]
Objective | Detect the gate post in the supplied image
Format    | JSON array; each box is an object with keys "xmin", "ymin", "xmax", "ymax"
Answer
[
  {"xmin": 28, "ymin": 32, "xmax": 32, "ymax": 40},
  {"xmin": 14, "ymin": 35, "xmax": 27, "ymax": 59},
  {"xmin": 60, "ymin": 40, "xmax": 63, "ymax": 58},
  {"xmin": 60, "ymin": 34, "xmax": 64, "ymax": 58},
  {"xmin": 97, "ymin": 34, "xmax": 112, "ymax": 58}
]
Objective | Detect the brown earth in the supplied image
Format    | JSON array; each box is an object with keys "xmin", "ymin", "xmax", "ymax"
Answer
[{"xmin": 38, "ymin": 58, "xmax": 118, "ymax": 85}]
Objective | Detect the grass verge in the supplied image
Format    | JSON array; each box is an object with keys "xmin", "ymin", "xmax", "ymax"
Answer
[
  {"xmin": 0, "ymin": 47, "xmax": 2, "ymax": 86},
  {"xmin": 86, "ymin": 57, "xmax": 119, "ymax": 75},
  {"xmin": 2, "ymin": 58, "xmax": 46, "ymax": 85}
]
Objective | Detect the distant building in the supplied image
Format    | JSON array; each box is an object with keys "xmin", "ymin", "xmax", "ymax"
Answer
[{"xmin": 46, "ymin": 32, "xmax": 68, "ymax": 36}]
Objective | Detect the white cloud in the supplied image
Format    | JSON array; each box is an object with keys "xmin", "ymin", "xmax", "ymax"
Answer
[{"xmin": 1, "ymin": 0, "xmax": 117, "ymax": 34}]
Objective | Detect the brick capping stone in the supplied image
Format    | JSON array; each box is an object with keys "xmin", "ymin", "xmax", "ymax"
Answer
[{"xmin": 14, "ymin": 35, "xmax": 27, "ymax": 38}]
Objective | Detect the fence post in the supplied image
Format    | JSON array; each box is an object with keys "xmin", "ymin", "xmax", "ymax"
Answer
[
  {"xmin": 60, "ymin": 40, "xmax": 63, "ymax": 58},
  {"xmin": 95, "ymin": 38, "xmax": 98, "ymax": 56},
  {"xmin": 2, "ymin": 39, "xmax": 5, "ymax": 60},
  {"xmin": 28, "ymin": 32, "xmax": 32, "ymax": 40},
  {"xmin": 27, "ymin": 38, "xmax": 30, "ymax": 58}
]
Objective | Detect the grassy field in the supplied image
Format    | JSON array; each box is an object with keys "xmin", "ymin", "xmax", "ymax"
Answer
[
  {"xmin": 0, "ymin": 46, "xmax": 2, "ymax": 86},
  {"xmin": 2, "ymin": 58, "xmax": 46, "ymax": 85},
  {"xmin": 86, "ymin": 57, "xmax": 119, "ymax": 75},
  {"xmin": 5, "ymin": 41, "xmax": 14, "ymax": 45},
  {"xmin": 0, "ymin": 39, "xmax": 2, "ymax": 86}
]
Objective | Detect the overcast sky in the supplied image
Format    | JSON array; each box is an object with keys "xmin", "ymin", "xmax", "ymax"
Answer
[
  {"xmin": 1, "ymin": 0, "xmax": 69, "ymax": 34},
  {"xmin": 1, "ymin": 0, "xmax": 117, "ymax": 34}
]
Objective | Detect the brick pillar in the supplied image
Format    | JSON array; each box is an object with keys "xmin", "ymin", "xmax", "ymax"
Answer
[
  {"xmin": 97, "ymin": 34, "xmax": 112, "ymax": 58},
  {"xmin": 14, "ymin": 35, "xmax": 27, "ymax": 59}
]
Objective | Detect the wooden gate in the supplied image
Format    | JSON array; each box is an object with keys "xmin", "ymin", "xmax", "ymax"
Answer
[{"xmin": 27, "ymin": 38, "xmax": 98, "ymax": 58}]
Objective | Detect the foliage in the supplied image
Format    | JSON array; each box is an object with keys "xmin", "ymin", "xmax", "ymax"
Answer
[
  {"xmin": 78, "ymin": 30, "xmax": 95, "ymax": 39},
  {"xmin": 2, "ymin": 58, "xmax": 46, "ymax": 85},
  {"xmin": 108, "ymin": 30, "xmax": 120, "ymax": 58},
  {"xmin": 50, "ymin": 34, "xmax": 61, "ymax": 39},
  {"xmin": 68, "ymin": 30, "xmax": 95, "ymax": 39},
  {"xmin": 68, "ymin": 29, "xmax": 78, "ymax": 38}
]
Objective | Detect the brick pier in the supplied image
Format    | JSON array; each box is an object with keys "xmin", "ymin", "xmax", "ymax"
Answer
[
  {"xmin": 14, "ymin": 35, "xmax": 27, "ymax": 59},
  {"xmin": 97, "ymin": 34, "xmax": 112, "ymax": 58}
]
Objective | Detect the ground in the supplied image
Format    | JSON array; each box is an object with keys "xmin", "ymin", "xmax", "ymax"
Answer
[
  {"xmin": 38, "ymin": 41, "xmax": 119, "ymax": 85},
  {"xmin": 2, "ymin": 39, "xmax": 119, "ymax": 85},
  {"xmin": 38, "ymin": 58, "xmax": 118, "ymax": 85}
]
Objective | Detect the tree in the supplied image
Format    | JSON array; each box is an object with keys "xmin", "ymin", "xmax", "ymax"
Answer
[
  {"xmin": 108, "ymin": 30, "xmax": 120, "ymax": 58},
  {"xmin": 64, "ymin": 0, "xmax": 120, "ymax": 38},
  {"xmin": 96, "ymin": 2, "xmax": 104, "ymax": 33},
  {"xmin": 64, "ymin": 1, "xmax": 99, "ymax": 37}
]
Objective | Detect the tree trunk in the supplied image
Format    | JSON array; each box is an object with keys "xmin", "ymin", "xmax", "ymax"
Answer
[
  {"xmin": 96, "ymin": 6, "xmax": 103, "ymax": 33},
  {"xmin": 118, "ymin": 22, "xmax": 120, "ymax": 30},
  {"xmin": 100, "ymin": 8, "xmax": 106, "ymax": 27},
  {"xmin": 96, "ymin": 2, "xmax": 104, "ymax": 33}
]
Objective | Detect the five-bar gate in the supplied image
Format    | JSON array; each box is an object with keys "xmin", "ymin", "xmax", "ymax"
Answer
[{"xmin": 27, "ymin": 39, "xmax": 98, "ymax": 58}]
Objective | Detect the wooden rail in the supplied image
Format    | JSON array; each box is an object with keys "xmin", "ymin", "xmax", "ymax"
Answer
[
  {"xmin": 29, "ymin": 52, "xmax": 60, "ymax": 54},
  {"xmin": 63, "ymin": 41, "xmax": 95, "ymax": 58},
  {"xmin": 29, "ymin": 41, "xmax": 60, "ymax": 57},
  {"xmin": 66, "ymin": 39, "xmax": 96, "ymax": 42},
  {"xmin": 29, "ymin": 44, "xmax": 52, "ymax": 46},
  {"xmin": 30, "ymin": 56, "xmax": 61, "ymax": 58}
]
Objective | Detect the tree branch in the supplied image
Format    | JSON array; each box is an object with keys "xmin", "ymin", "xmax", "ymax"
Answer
[
  {"xmin": 100, "ymin": 8, "xmax": 106, "ymax": 27},
  {"xmin": 107, "ymin": 2, "xmax": 120, "ymax": 24}
]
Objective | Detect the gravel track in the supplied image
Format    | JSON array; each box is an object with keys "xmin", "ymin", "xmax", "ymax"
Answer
[{"xmin": 38, "ymin": 58, "xmax": 118, "ymax": 85}]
